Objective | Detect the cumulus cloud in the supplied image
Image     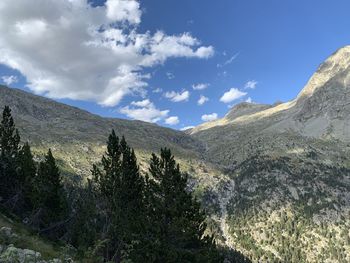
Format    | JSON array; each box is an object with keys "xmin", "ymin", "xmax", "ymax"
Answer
[
  {"xmin": 192, "ymin": 83, "xmax": 209, "ymax": 90},
  {"xmin": 105, "ymin": 0, "xmax": 141, "ymax": 24},
  {"xmin": 201, "ymin": 113, "xmax": 218, "ymax": 122},
  {"xmin": 1, "ymin": 75, "xmax": 18, "ymax": 85},
  {"xmin": 180, "ymin": 126, "xmax": 195, "ymax": 131},
  {"xmin": 220, "ymin": 88, "xmax": 247, "ymax": 103},
  {"xmin": 197, "ymin": 95, "xmax": 209, "ymax": 105},
  {"xmin": 120, "ymin": 99, "xmax": 169, "ymax": 123},
  {"xmin": 0, "ymin": 0, "xmax": 214, "ymax": 107},
  {"xmin": 164, "ymin": 90, "xmax": 190, "ymax": 102},
  {"xmin": 165, "ymin": 116, "xmax": 179, "ymax": 125},
  {"xmin": 244, "ymin": 80, "xmax": 258, "ymax": 89},
  {"xmin": 245, "ymin": 97, "xmax": 253, "ymax": 103}
]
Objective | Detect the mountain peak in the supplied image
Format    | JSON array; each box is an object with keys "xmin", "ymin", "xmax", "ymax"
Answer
[{"xmin": 297, "ymin": 45, "xmax": 350, "ymax": 99}]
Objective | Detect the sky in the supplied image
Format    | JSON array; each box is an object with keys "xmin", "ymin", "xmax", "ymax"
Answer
[{"xmin": 0, "ymin": 0, "xmax": 350, "ymax": 130}]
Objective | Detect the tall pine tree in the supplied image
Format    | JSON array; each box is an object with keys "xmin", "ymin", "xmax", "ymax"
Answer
[
  {"xmin": 92, "ymin": 131, "xmax": 147, "ymax": 262},
  {"xmin": 33, "ymin": 149, "xmax": 67, "ymax": 227},
  {"xmin": 146, "ymin": 148, "xmax": 223, "ymax": 262},
  {"xmin": 16, "ymin": 142, "xmax": 37, "ymax": 213},
  {"xmin": 0, "ymin": 106, "xmax": 20, "ymax": 200}
]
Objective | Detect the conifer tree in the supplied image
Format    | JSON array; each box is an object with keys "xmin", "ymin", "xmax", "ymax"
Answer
[
  {"xmin": 69, "ymin": 180, "xmax": 99, "ymax": 254},
  {"xmin": 34, "ymin": 149, "xmax": 67, "ymax": 226},
  {"xmin": 17, "ymin": 142, "xmax": 37, "ymax": 211},
  {"xmin": 146, "ymin": 148, "xmax": 223, "ymax": 262},
  {"xmin": 92, "ymin": 130, "xmax": 147, "ymax": 262},
  {"xmin": 0, "ymin": 106, "xmax": 21, "ymax": 200}
]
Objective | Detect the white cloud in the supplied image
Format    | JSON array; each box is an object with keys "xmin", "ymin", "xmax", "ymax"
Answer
[
  {"xmin": 217, "ymin": 52, "xmax": 239, "ymax": 68},
  {"xmin": 105, "ymin": 0, "xmax": 141, "ymax": 24},
  {"xmin": 245, "ymin": 97, "xmax": 253, "ymax": 103},
  {"xmin": 130, "ymin": 99, "xmax": 152, "ymax": 107},
  {"xmin": 1, "ymin": 75, "xmax": 18, "ymax": 85},
  {"xmin": 120, "ymin": 99, "xmax": 168, "ymax": 123},
  {"xmin": 165, "ymin": 116, "xmax": 179, "ymax": 125},
  {"xmin": 197, "ymin": 95, "xmax": 209, "ymax": 105},
  {"xmin": 244, "ymin": 80, "xmax": 258, "ymax": 89},
  {"xmin": 192, "ymin": 83, "xmax": 209, "ymax": 90},
  {"xmin": 201, "ymin": 113, "xmax": 218, "ymax": 122},
  {"xmin": 166, "ymin": 72, "xmax": 175, "ymax": 79},
  {"xmin": 164, "ymin": 90, "xmax": 190, "ymax": 102},
  {"xmin": 152, "ymin": 87, "xmax": 162, "ymax": 93},
  {"xmin": 0, "ymin": 0, "xmax": 214, "ymax": 107},
  {"xmin": 180, "ymin": 126, "xmax": 195, "ymax": 131},
  {"xmin": 220, "ymin": 88, "xmax": 247, "ymax": 103}
]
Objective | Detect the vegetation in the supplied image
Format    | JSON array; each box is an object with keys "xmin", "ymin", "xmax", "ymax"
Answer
[{"xmin": 0, "ymin": 106, "xmax": 234, "ymax": 262}]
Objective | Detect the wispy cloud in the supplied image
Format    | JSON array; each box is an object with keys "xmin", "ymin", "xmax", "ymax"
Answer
[
  {"xmin": 244, "ymin": 80, "xmax": 258, "ymax": 89},
  {"xmin": 217, "ymin": 52, "xmax": 240, "ymax": 68},
  {"xmin": 152, "ymin": 87, "xmax": 162, "ymax": 93},
  {"xmin": 1, "ymin": 75, "xmax": 18, "ymax": 86},
  {"xmin": 166, "ymin": 72, "xmax": 175, "ymax": 79}
]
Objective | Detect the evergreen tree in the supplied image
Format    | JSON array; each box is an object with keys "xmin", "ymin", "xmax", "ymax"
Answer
[
  {"xmin": 69, "ymin": 180, "xmax": 99, "ymax": 255},
  {"xmin": 33, "ymin": 149, "xmax": 67, "ymax": 227},
  {"xmin": 17, "ymin": 142, "xmax": 37, "ymax": 212},
  {"xmin": 0, "ymin": 106, "xmax": 20, "ymax": 200},
  {"xmin": 92, "ymin": 131, "xmax": 147, "ymax": 262},
  {"xmin": 146, "ymin": 148, "xmax": 223, "ymax": 262}
]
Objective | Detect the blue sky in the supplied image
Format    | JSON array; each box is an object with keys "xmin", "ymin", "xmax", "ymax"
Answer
[{"xmin": 1, "ymin": 0, "xmax": 350, "ymax": 130}]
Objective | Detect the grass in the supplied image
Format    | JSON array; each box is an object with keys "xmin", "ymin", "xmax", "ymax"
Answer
[{"xmin": 0, "ymin": 212, "xmax": 64, "ymax": 260}]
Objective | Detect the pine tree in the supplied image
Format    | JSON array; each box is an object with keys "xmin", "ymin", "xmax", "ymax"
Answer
[
  {"xmin": 146, "ymin": 148, "xmax": 223, "ymax": 262},
  {"xmin": 34, "ymin": 149, "xmax": 67, "ymax": 226},
  {"xmin": 69, "ymin": 180, "xmax": 99, "ymax": 255},
  {"xmin": 92, "ymin": 131, "xmax": 147, "ymax": 262},
  {"xmin": 0, "ymin": 106, "xmax": 21, "ymax": 200},
  {"xmin": 17, "ymin": 142, "xmax": 37, "ymax": 212}
]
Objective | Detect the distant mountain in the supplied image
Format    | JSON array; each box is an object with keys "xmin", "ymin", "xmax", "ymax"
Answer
[{"xmin": 0, "ymin": 85, "xmax": 202, "ymax": 157}]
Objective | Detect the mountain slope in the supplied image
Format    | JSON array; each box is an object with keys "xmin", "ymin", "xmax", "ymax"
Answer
[
  {"xmin": 0, "ymin": 85, "xmax": 203, "ymax": 158},
  {"xmin": 189, "ymin": 46, "xmax": 350, "ymax": 262}
]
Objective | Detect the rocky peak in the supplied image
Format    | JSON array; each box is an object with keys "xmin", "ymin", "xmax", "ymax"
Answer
[{"xmin": 297, "ymin": 45, "xmax": 350, "ymax": 100}]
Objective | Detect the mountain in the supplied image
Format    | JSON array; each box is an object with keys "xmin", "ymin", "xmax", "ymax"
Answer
[
  {"xmin": 0, "ymin": 85, "xmax": 208, "ymax": 178},
  {"xmin": 1, "ymin": 46, "xmax": 350, "ymax": 262},
  {"xmin": 189, "ymin": 46, "xmax": 350, "ymax": 262}
]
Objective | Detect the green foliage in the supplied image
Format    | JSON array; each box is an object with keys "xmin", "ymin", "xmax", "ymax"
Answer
[
  {"xmin": 145, "ymin": 148, "xmax": 223, "ymax": 262},
  {"xmin": 0, "ymin": 106, "xmax": 21, "ymax": 199},
  {"xmin": 33, "ymin": 149, "xmax": 68, "ymax": 227},
  {"xmin": 91, "ymin": 131, "xmax": 148, "ymax": 262}
]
